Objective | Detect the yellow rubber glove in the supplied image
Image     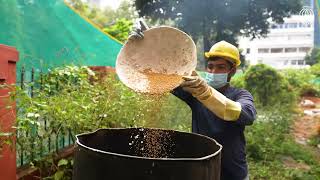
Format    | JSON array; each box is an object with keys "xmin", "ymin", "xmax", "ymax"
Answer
[{"xmin": 180, "ymin": 72, "xmax": 242, "ymax": 121}]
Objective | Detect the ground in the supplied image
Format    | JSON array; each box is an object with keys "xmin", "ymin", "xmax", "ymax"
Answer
[
  {"xmin": 293, "ymin": 96, "xmax": 320, "ymax": 146},
  {"xmin": 285, "ymin": 96, "xmax": 320, "ymax": 169}
]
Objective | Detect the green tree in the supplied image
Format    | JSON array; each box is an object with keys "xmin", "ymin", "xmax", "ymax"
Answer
[
  {"xmin": 310, "ymin": 63, "xmax": 320, "ymax": 77},
  {"xmin": 115, "ymin": 0, "xmax": 138, "ymax": 20},
  {"xmin": 134, "ymin": 0, "xmax": 302, "ymax": 59},
  {"xmin": 68, "ymin": 0, "xmax": 90, "ymax": 15},
  {"xmin": 305, "ymin": 48, "xmax": 320, "ymax": 65},
  {"xmin": 101, "ymin": 0, "xmax": 138, "ymax": 26},
  {"xmin": 103, "ymin": 18, "xmax": 133, "ymax": 42},
  {"xmin": 68, "ymin": 0, "xmax": 137, "ymax": 41}
]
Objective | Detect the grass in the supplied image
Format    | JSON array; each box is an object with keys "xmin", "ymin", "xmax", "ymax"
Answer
[
  {"xmin": 308, "ymin": 135, "xmax": 320, "ymax": 147},
  {"xmin": 154, "ymin": 96, "xmax": 320, "ymax": 179},
  {"xmin": 245, "ymin": 108, "xmax": 320, "ymax": 180}
]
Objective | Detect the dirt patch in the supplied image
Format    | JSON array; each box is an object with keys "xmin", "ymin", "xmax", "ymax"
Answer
[
  {"xmin": 292, "ymin": 97, "xmax": 320, "ymax": 145},
  {"xmin": 304, "ymin": 96, "xmax": 320, "ymax": 105},
  {"xmin": 281, "ymin": 156, "xmax": 311, "ymax": 171},
  {"xmin": 293, "ymin": 116, "xmax": 320, "ymax": 144}
]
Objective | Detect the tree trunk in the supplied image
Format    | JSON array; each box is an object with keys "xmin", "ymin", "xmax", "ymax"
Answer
[
  {"xmin": 202, "ymin": 17, "xmax": 212, "ymax": 52},
  {"xmin": 203, "ymin": 36, "xmax": 211, "ymax": 52}
]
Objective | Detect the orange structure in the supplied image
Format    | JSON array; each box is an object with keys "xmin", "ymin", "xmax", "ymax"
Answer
[{"xmin": 0, "ymin": 44, "xmax": 19, "ymax": 180}]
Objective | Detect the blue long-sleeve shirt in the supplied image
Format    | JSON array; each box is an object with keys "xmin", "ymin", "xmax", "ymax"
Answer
[{"xmin": 172, "ymin": 86, "xmax": 256, "ymax": 180}]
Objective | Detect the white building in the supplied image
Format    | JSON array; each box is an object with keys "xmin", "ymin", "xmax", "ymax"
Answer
[{"xmin": 239, "ymin": 15, "xmax": 314, "ymax": 69}]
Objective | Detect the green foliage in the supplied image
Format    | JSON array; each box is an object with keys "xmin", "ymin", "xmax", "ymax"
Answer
[
  {"xmin": 305, "ymin": 48, "xmax": 320, "ymax": 66},
  {"xmin": 15, "ymin": 64, "xmax": 191, "ymax": 134},
  {"xmin": 103, "ymin": 18, "xmax": 133, "ymax": 42},
  {"xmin": 246, "ymin": 109, "xmax": 291, "ymax": 161},
  {"xmin": 310, "ymin": 63, "xmax": 320, "ymax": 77},
  {"xmin": 7, "ymin": 65, "xmax": 191, "ymax": 174},
  {"xmin": 230, "ymin": 65, "xmax": 320, "ymax": 179},
  {"xmin": 308, "ymin": 135, "xmax": 320, "ymax": 147},
  {"xmin": 53, "ymin": 159, "xmax": 73, "ymax": 180},
  {"xmin": 299, "ymin": 83, "xmax": 320, "ymax": 97},
  {"xmin": 230, "ymin": 74, "xmax": 245, "ymax": 89},
  {"xmin": 100, "ymin": 0, "xmax": 137, "ymax": 26},
  {"xmin": 5, "ymin": 64, "xmax": 320, "ymax": 179},
  {"xmin": 134, "ymin": 0, "xmax": 302, "ymax": 51},
  {"xmin": 39, "ymin": 158, "xmax": 73, "ymax": 180},
  {"xmin": 246, "ymin": 108, "xmax": 320, "ymax": 179},
  {"xmin": 68, "ymin": 0, "xmax": 137, "ymax": 41},
  {"xmin": 282, "ymin": 68, "xmax": 319, "ymax": 97},
  {"xmin": 243, "ymin": 64, "xmax": 296, "ymax": 107},
  {"xmin": 14, "ymin": 66, "xmax": 150, "ymax": 136}
]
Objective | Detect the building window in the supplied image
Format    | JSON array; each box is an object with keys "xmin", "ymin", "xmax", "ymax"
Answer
[
  {"xmin": 285, "ymin": 48, "xmax": 297, "ymax": 53},
  {"xmin": 273, "ymin": 23, "xmax": 300, "ymax": 29},
  {"xmin": 299, "ymin": 22, "xmax": 306, "ymax": 28},
  {"xmin": 299, "ymin": 23, "xmax": 312, "ymax": 28},
  {"xmin": 298, "ymin": 60, "xmax": 305, "ymax": 65},
  {"xmin": 270, "ymin": 48, "xmax": 283, "ymax": 53},
  {"xmin": 258, "ymin": 59, "xmax": 263, "ymax": 64},
  {"xmin": 258, "ymin": 48, "xmax": 269, "ymax": 53},
  {"xmin": 271, "ymin": 24, "xmax": 277, "ymax": 29},
  {"xmin": 299, "ymin": 23, "xmax": 303, "ymax": 28},
  {"xmin": 284, "ymin": 60, "xmax": 289, "ymax": 65},
  {"xmin": 291, "ymin": 60, "xmax": 298, "ymax": 65},
  {"xmin": 246, "ymin": 48, "xmax": 250, "ymax": 54},
  {"xmin": 299, "ymin": 47, "xmax": 311, "ymax": 53},
  {"xmin": 287, "ymin": 23, "xmax": 298, "ymax": 28}
]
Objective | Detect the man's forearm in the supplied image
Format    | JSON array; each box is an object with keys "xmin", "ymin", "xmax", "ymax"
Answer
[{"xmin": 197, "ymin": 86, "xmax": 242, "ymax": 121}]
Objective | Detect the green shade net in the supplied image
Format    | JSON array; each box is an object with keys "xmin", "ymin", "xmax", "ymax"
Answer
[
  {"xmin": 0, "ymin": 0, "xmax": 123, "ymax": 166},
  {"xmin": 0, "ymin": 0, "xmax": 123, "ymax": 73}
]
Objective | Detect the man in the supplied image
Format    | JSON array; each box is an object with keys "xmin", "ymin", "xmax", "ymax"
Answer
[
  {"xmin": 131, "ymin": 20, "xmax": 256, "ymax": 180},
  {"xmin": 176, "ymin": 40, "xmax": 256, "ymax": 180}
]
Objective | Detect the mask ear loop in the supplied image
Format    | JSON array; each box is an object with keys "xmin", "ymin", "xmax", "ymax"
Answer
[{"xmin": 227, "ymin": 64, "xmax": 237, "ymax": 83}]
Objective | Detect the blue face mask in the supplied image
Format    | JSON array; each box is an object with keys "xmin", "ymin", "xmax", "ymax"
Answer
[{"xmin": 205, "ymin": 72, "xmax": 229, "ymax": 89}]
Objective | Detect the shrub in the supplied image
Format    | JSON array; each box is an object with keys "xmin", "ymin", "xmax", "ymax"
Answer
[
  {"xmin": 243, "ymin": 64, "xmax": 296, "ymax": 107},
  {"xmin": 15, "ymin": 66, "xmax": 192, "ymax": 135},
  {"xmin": 230, "ymin": 74, "xmax": 245, "ymax": 89},
  {"xmin": 305, "ymin": 48, "xmax": 320, "ymax": 65},
  {"xmin": 103, "ymin": 18, "xmax": 133, "ymax": 42},
  {"xmin": 310, "ymin": 63, "xmax": 320, "ymax": 77},
  {"xmin": 282, "ymin": 68, "xmax": 319, "ymax": 97},
  {"xmin": 7, "ymin": 65, "xmax": 192, "ymax": 168}
]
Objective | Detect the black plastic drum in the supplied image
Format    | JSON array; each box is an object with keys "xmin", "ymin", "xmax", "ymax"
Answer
[{"xmin": 73, "ymin": 128, "xmax": 222, "ymax": 180}]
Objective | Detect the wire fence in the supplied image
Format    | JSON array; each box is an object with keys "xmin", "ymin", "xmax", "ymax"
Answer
[{"xmin": 16, "ymin": 67, "xmax": 75, "ymax": 167}]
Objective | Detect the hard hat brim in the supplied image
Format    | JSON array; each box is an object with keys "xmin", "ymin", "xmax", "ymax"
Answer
[{"xmin": 204, "ymin": 52, "xmax": 241, "ymax": 67}]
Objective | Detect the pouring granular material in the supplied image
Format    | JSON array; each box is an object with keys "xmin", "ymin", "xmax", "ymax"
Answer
[
  {"xmin": 141, "ymin": 72, "xmax": 183, "ymax": 95},
  {"xmin": 116, "ymin": 26, "xmax": 197, "ymax": 95}
]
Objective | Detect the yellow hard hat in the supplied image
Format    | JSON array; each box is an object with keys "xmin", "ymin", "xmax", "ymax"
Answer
[{"xmin": 204, "ymin": 40, "xmax": 241, "ymax": 67}]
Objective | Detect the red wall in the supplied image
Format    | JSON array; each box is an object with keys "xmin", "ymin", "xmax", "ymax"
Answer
[{"xmin": 0, "ymin": 44, "xmax": 19, "ymax": 180}]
